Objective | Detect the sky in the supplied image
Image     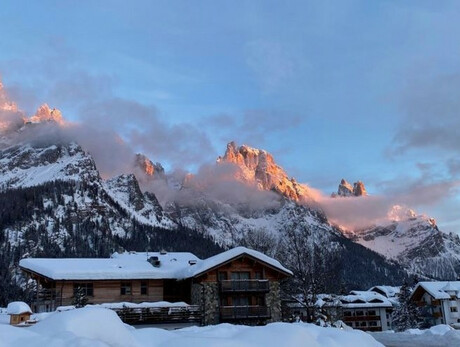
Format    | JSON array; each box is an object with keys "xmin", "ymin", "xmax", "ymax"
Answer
[{"xmin": 1, "ymin": 0, "xmax": 460, "ymax": 231}]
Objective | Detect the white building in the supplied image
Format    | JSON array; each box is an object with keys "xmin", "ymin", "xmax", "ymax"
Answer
[
  {"xmin": 339, "ymin": 290, "xmax": 394, "ymax": 331},
  {"xmin": 411, "ymin": 281, "xmax": 460, "ymax": 328}
]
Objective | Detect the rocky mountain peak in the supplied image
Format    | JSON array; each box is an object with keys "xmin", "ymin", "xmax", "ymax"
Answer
[
  {"xmin": 0, "ymin": 80, "xmax": 18, "ymax": 113},
  {"xmin": 28, "ymin": 104, "xmax": 64, "ymax": 125},
  {"xmin": 135, "ymin": 153, "xmax": 165, "ymax": 180},
  {"xmin": 333, "ymin": 179, "xmax": 367, "ymax": 197},
  {"xmin": 353, "ymin": 181, "xmax": 367, "ymax": 196},
  {"xmin": 337, "ymin": 179, "xmax": 354, "ymax": 196},
  {"xmin": 217, "ymin": 141, "xmax": 313, "ymax": 202}
]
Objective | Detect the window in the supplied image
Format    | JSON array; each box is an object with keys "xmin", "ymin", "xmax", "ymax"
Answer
[
  {"xmin": 254, "ymin": 272, "xmax": 262, "ymax": 279},
  {"xmin": 368, "ymin": 310, "xmax": 376, "ymax": 316},
  {"xmin": 141, "ymin": 281, "xmax": 148, "ymax": 295},
  {"xmin": 231, "ymin": 272, "xmax": 250, "ymax": 280},
  {"xmin": 121, "ymin": 282, "xmax": 132, "ymax": 295},
  {"xmin": 450, "ymin": 307, "xmax": 458, "ymax": 312},
  {"xmin": 218, "ymin": 272, "xmax": 228, "ymax": 281},
  {"xmin": 73, "ymin": 283, "xmax": 94, "ymax": 297},
  {"xmin": 356, "ymin": 311, "xmax": 364, "ymax": 316},
  {"xmin": 360, "ymin": 321, "xmax": 367, "ymax": 327},
  {"xmin": 344, "ymin": 311, "xmax": 352, "ymax": 317},
  {"xmin": 369, "ymin": 321, "xmax": 378, "ymax": 327}
]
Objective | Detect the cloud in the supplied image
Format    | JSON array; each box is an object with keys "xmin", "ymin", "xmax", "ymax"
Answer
[
  {"xmin": 0, "ymin": 41, "xmax": 218, "ymax": 175},
  {"xmin": 391, "ymin": 73, "xmax": 460, "ymax": 155}
]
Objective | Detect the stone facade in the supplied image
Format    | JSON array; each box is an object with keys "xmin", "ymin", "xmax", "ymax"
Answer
[
  {"xmin": 266, "ymin": 280, "xmax": 282, "ymax": 322},
  {"xmin": 191, "ymin": 282, "xmax": 219, "ymax": 325}
]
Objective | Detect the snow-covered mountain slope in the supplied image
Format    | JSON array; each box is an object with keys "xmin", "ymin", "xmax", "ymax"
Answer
[
  {"xmin": 351, "ymin": 214, "xmax": 460, "ymax": 279},
  {"xmin": 0, "ymin": 141, "xmax": 99, "ymax": 190},
  {"xmin": 104, "ymin": 174, "xmax": 175, "ymax": 229},
  {"xmin": 217, "ymin": 141, "xmax": 316, "ymax": 202},
  {"xmin": 168, "ymin": 196, "xmax": 406, "ymax": 288}
]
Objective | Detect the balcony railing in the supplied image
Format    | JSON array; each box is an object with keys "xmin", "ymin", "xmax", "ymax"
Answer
[
  {"xmin": 220, "ymin": 280, "xmax": 270, "ymax": 293},
  {"xmin": 220, "ymin": 305, "xmax": 271, "ymax": 320},
  {"xmin": 343, "ymin": 315, "xmax": 381, "ymax": 322}
]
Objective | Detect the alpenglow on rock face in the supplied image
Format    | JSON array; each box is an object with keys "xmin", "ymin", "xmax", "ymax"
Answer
[
  {"xmin": 29, "ymin": 104, "xmax": 64, "ymax": 125},
  {"xmin": 135, "ymin": 153, "xmax": 165, "ymax": 180},
  {"xmin": 216, "ymin": 141, "xmax": 314, "ymax": 202},
  {"xmin": 333, "ymin": 179, "xmax": 367, "ymax": 197}
]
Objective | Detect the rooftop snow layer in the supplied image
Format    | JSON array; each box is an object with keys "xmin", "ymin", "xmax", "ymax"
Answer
[
  {"xmin": 368, "ymin": 285, "xmax": 400, "ymax": 298},
  {"xmin": 413, "ymin": 281, "xmax": 460, "ymax": 300},
  {"xmin": 187, "ymin": 246, "xmax": 293, "ymax": 277},
  {"xmin": 19, "ymin": 247, "xmax": 292, "ymax": 280},
  {"xmin": 20, "ymin": 251, "xmax": 200, "ymax": 280},
  {"xmin": 7, "ymin": 302, "xmax": 32, "ymax": 315},
  {"xmin": 341, "ymin": 291, "xmax": 393, "ymax": 308}
]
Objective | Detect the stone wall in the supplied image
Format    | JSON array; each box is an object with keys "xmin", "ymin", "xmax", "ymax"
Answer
[
  {"xmin": 191, "ymin": 282, "xmax": 219, "ymax": 325},
  {"xmin": 266, "ymin": 281, "xmax": 282, "ymax": 322}
]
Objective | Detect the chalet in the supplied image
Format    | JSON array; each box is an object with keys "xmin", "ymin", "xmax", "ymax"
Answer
[
  {"xmin": 410, "ymin": 281, "xmax": 460, "ymax": 328},
  {"xmin": 7, "ymin": 301, "xmax": 32, "ymax": 325},
  {"xmin": 19, "ymin": 247, "xmax": 292, "ymax": 325}
]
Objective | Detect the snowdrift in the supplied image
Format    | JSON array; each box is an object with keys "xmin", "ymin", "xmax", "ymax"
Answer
[
  {"xmin": 371, "ymin": 324, "xmax": 460, "ymax": 346},
  {"xmin": 0, "ymin": 307, "xmax": 383, "ymax": 347}
]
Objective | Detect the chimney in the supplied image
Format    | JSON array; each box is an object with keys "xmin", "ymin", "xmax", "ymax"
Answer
[{"xmin": 148, "ymin": 256, "xmax": 161, "ymax": 267}]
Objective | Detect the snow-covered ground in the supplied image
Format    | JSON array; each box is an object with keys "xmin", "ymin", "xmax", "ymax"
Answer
[
  {"xmin": 370, "ymin": 325, "xmax": 460, "ymax": 347},
  {"xmin": 0, "ymin": 307, "xmax": 382, "ymax": 347},
  {"xmin": 3, "ymin": 306, "xmax": 460, "ymax": 346}
]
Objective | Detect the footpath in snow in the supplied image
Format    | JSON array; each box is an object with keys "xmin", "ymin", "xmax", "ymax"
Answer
[{"xmin": 0, "ymin": 307, "xmax": 382, "ymax": 347}]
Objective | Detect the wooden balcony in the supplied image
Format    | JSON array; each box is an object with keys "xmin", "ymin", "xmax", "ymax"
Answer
[
  {"xmin": 220, "ymin": 305, "xmax": 270, "ymax": 320},
  {"xmin": 220, "ymin": 280, "xmax": 270, "ymax": 293},
  {"xmin": 111, "ymin": 305, "xmax": 202, "ymax": 325}
]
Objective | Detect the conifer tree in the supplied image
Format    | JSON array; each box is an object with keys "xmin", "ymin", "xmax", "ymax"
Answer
[
  {"xmin": 392, "ymin": 281, "xmax": 423, "ymax": 331},
  {"xmin": 73, "ymin": 287, "xmax": 88, "ymax": 308}
]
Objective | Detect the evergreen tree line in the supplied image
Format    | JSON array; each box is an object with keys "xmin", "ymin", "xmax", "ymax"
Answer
[{"xmin": 0, "ymin": 180, "xmax": 222, "ymax": 306}]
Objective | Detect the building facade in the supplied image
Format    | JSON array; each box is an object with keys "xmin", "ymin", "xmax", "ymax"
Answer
[
  {"xmin": 19, "ymin": 247, "xmax": 292, "ymax": 325},
  {"xmin": 410, "ymin": 281, "xmax": 460, "ymax": 328},
  {"xmin": 285, "ymin": 286, "xmax": 398, "ymax": 332}
]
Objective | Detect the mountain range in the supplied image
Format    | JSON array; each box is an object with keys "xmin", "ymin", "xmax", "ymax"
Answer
[{"xmin": 1, "ymin": 100, "xmax": 460, "ymax": 305}]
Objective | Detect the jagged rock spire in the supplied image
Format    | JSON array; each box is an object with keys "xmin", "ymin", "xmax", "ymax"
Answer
[
  {"xmin": 334, "ymin": 179, "xmax": 367, "ymax": 197},
  {"xmin": 217, "ymin": 141, "xmax": 314, "ymax": 202}
]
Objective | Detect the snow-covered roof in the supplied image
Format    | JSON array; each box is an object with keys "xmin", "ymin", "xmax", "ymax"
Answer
[
  {"xmin": 19, "ymin": 251, "xmax": 200, "ymax": 280},
  {"xmin": 7, "ymin": 301, "xmax": 32, "ymax": 315},
  {"xmin": 413, "ymin": 281, "xmax": 460, "ymax": 300},
  {"xmin": 19, "ymin": 247, "xmax": 292, "ymax": 280},
  {"xmin": 341, "ymin": 291, "xmax": 393, "ymax": 308},
  {"xmin": 188, "ymin": 246, "xmax": 293, "ymax": 277},
  {"xmin": 368, "ymin": 285, "xmax": 400, "ymax": 298}
]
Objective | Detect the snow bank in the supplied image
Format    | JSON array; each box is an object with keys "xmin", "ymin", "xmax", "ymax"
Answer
[
  {"xmin": 371, "ymin": 324, "xmax": 460, "ymax": 347},
  {"xmin": 0, "ymin": 307, "xmax": 383, "ymax": 347},
  {"xmin": 427, "ymin": 324, "xmax": 453, "ymax": 335},
  {"xmin": 407, "ymin": 324, "xmax": 453, "ymax": 336},
  {"xmin": 6, "ymin": 301, "xmax": 32, "ymax": 315},
  {"xmin": 28, "ymin": 307, "xmax": 139, "ymax": 347},
  {"xmin": 134, "ymin": 322, "xmax": 382, "ymax": 347}
]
